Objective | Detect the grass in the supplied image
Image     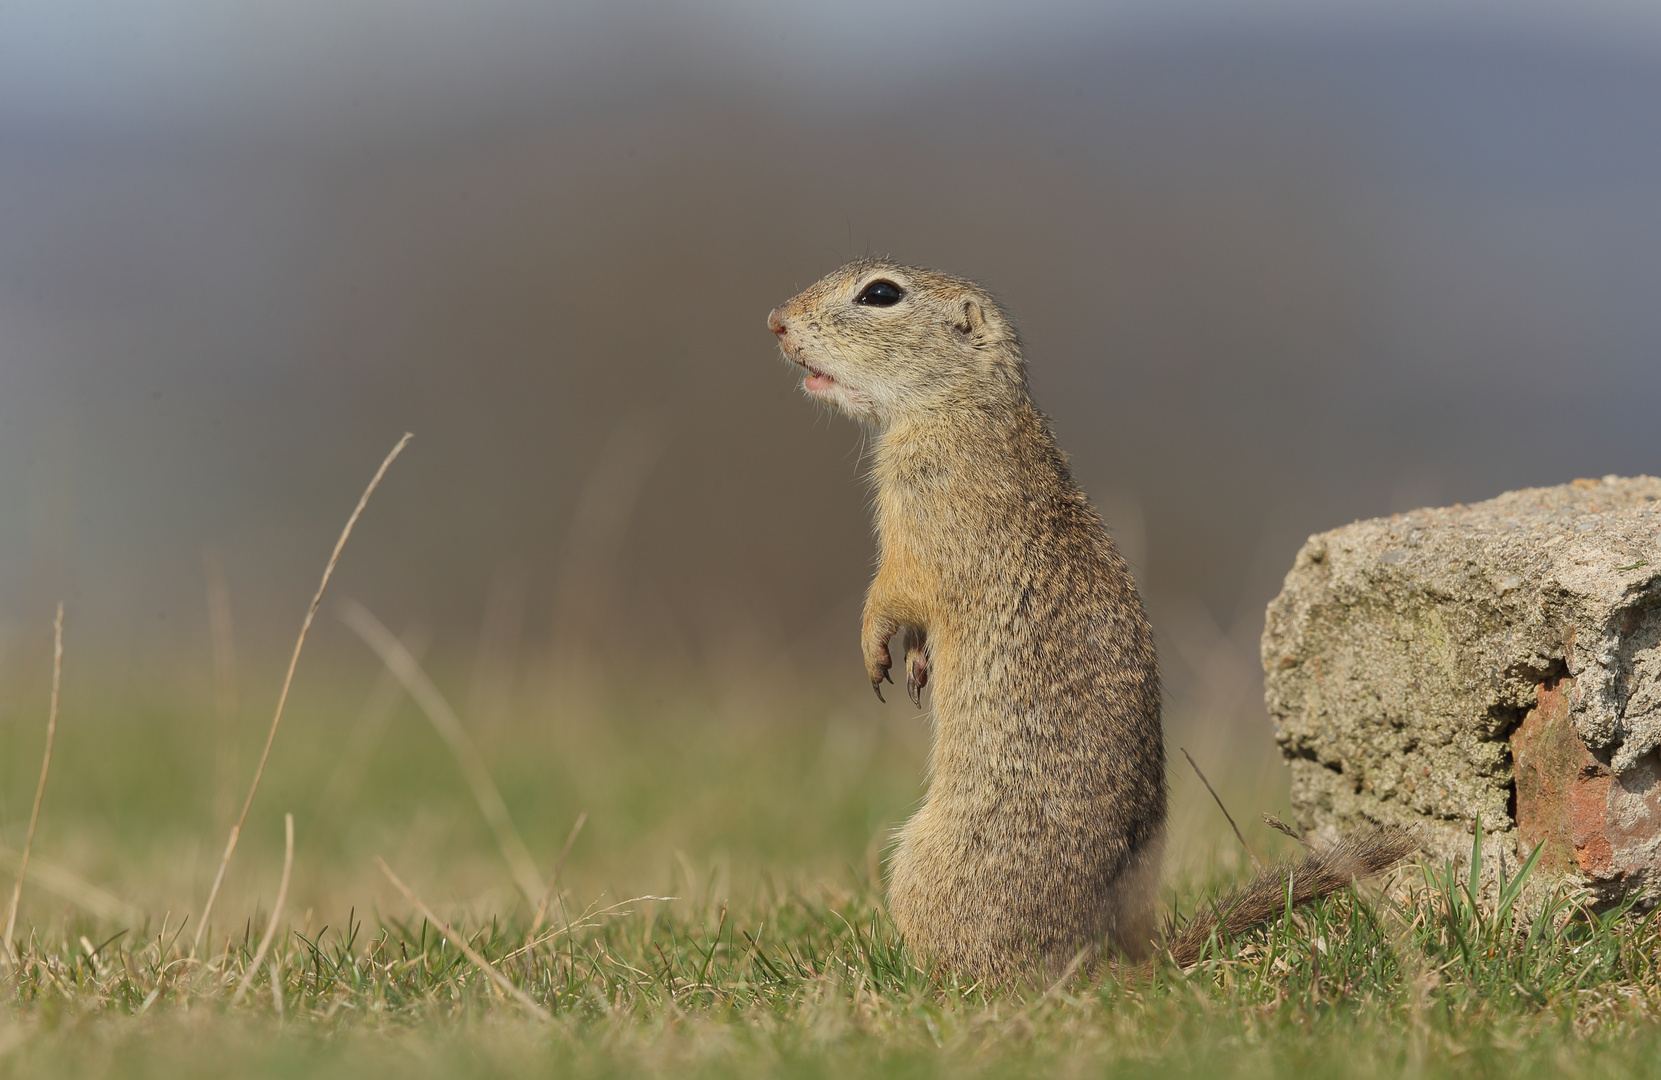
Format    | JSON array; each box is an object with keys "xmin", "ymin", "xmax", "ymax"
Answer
[
  {"xmin": 0, "ymin": 594, "xmax": 1653, "ymax": 1075},
  {"xmin": 0, "ymin": 825, "xmax": 1657, "ymax": 1079}
]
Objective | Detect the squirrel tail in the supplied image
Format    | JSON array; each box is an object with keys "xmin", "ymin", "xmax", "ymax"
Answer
[{"xmin": 1159, "ymin": 826, "xmax": 1417, "ymax": 970}]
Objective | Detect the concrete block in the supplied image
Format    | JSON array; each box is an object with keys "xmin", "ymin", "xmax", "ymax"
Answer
[{"xmin": 1263, "ymin": 476, "xmax": 1661, "ymax": 901}]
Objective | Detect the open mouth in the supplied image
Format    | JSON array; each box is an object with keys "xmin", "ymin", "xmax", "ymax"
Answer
[{"xmin": 792, "ymin": 357, "xmax": 837, "ymax": 394}]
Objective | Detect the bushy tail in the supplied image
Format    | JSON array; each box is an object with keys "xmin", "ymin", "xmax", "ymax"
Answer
[{"xmin": 1161, "ymin": 826, "xmax": 1417, "ymax": 969}]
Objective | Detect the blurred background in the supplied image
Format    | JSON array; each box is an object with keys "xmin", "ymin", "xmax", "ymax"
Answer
[{"xmin": 0, "ymin": 0, "xmax": 1659, "ymax": 923}]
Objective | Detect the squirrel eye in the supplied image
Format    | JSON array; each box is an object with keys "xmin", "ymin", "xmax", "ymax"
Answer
[{"xmin": 854, "ymin": 279, "xmax": 905, "ymax": 307}]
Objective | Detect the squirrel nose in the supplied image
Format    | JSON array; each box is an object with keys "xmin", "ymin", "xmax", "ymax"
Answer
[{"xmin": 767, "ymin": 308, "xmax": 789, "ymax": 336}]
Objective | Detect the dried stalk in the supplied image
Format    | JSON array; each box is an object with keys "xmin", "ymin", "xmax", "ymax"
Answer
[
  {"xmin": 194, "ymin": 433, "xmax": 411, "ymax": 953},
  {"xmin": 1181, "ymin": 746, "xmax": 1263, "ymax": 871},
  {"xmin": 3, "ymin": 603, "xmax": 65, "ymax": 960},
  {"xmin": 230, "ymin": 813, "xmax": 294, "ymax": 1005},
  {"xmin": 529, "ymin": 811, "xmax": 588, "ymax": 935},
  {"xmin": 375, "ymin": 857, "xmax": 551, "ymax": 1022},
  {"xmin": 340, "ymin": 599, "xmax": 543, "ymax": 907}
]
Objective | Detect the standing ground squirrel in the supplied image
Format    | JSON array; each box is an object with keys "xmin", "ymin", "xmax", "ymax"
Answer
[{"xmin": 769, "ymin": 258, "xmax": 1412, "ymax": 983}]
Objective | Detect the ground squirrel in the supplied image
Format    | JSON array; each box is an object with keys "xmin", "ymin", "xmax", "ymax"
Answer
[{"xmin": 768, "ymin": 258, "xmax": 1412, "ymax": 983}]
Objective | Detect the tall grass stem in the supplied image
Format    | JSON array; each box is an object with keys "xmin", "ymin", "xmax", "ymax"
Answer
[
  {"xmin": 529, "ymin": 811, "xmax": 588, "ymax": 935},
  {"xmin": 341, "ymin": 599, "xmax": 545, "ymax": 908},
  {"xmin": 375, "ymin": 856, "xmax": 551, "ymax": 1022},
  {"xmin": 1181, "ymin": 746, "xmax": 1263, "ymax": 871},
  {"xmin": 193, "ymin": 433, "xmax": 411, "ymax": 954},
  {"xmin": 3, "ymin": 603, "xmax": 65, "ymax": 961},
  {"xmin": 231, "ymin": 813, "xmax": 294, "ymax": 1005}
]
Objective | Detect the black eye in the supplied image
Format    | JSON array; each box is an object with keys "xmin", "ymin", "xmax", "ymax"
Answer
[{"xmin": 854, "ymin": 279, "xmax": 905, "ymax": 307}]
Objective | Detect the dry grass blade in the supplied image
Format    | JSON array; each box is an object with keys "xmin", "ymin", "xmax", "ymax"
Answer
[
  {"xmin": 268, "ymin": 960, "xmax": 285, "ymax": 1022},
  {"xmin": 529, "ymin": 811, "xmax": 588, "ymax": 935},
  {"xmin": 499, "ymin": 894, "xmax": 678, "ymax": 965},
  {"xmin": 203, "ymin": 547, "xmax": 240, "ymax": 831},
  {"xmin": 551, "ymin": 415, "xmax": 661, "ymax": 656},
  {"xmin": 4, "ymin": 603, "xmax": 65, "ymax": 962},
  {"xmin": 312, "ymin": 624, "xmax": 432, "ymax": 841},
  {"xmin": 231, "ymin": 813, "xmax": 294, "ymax": 1005},
  {"xmin": 0, "ymin": 846, "xmax": 140, "ymax": 925},
  {"xmin": 194, "ymin": 432, "xmax": 412, "ymax": 954},
  {"xmin": 1181, "ymin": 746, "xmax": 1262, "ymax": 871},
  {"xmin": 341, "ymin": 599, "xmax": 544, "ymax": 908},
  {"xmin": 1263, "ymin": 813, "xmax": 1311, "ymax": 849},
  {"xmin": 1036, "ymin": 945, "xmax": 1091, "ymax": 1006},
  {"xmin": 374, "ymin": 856, "xmax": 551, "ymax": 1022}
]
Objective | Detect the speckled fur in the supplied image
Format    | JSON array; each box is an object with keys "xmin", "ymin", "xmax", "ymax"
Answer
[
  {"xmin": 768, "ymin": 259, "xmax": 1165, "ymax": 980},
  {"xmin": 768, "ymin": 259, "xmax": 1417, "ymax": 984}
]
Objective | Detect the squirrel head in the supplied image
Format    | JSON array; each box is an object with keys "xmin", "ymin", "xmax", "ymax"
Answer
[{"xmin": 767, "ymin": 259, "xmax": 1024, "ymax": 428}]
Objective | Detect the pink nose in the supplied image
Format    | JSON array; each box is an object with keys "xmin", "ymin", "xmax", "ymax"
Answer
[{"xmin": 767, "ymin": 308, "xmax": 788, "ymax": 336}]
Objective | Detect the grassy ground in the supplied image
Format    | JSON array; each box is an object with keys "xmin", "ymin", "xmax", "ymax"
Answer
[{"xmin": 0, "ymin": 632, "xmax": 1654, "ymax": 1078}]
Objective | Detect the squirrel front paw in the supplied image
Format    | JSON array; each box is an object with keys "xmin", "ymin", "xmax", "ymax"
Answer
[
  {"xmin": 862, "ymin": 609, "xmax": 902, "ymax": 703},
  {"xmin": 906, "ymin": 647, "xmax": 929, "ymax": 707},
  {"xmin": 900, "ymin": 627, "xmax": 930, "ymax": 707},
  {"xmin": 867, "ymin": 648, "xmax": 893, "ymax": 701},
  {"xmin": 864, "ymin": 632, "xmax": 895, "ymax": 701}
]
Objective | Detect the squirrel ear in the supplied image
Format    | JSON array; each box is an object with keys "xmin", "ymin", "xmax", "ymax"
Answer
[{"xmin": 956, "ymin": 299, "xmax": 986, "ymax": 338}]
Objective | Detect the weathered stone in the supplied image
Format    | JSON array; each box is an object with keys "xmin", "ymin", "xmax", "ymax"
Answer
[{"xmin": 1263, "ymin": 475, "xmax": 1661, "ymax": 902}]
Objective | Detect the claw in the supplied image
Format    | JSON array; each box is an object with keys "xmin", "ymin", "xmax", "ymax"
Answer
[
  {"xmin": 873, "ymin": 680, "xmax": 886, "ymax": 703},
  {"xmin": 906, "ymin": 650, "xmax": 929, "ymax": 708}
]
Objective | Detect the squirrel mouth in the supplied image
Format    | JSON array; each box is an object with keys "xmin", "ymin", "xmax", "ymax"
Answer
[{"xmin": 792, "ymin": 357, "xmax": 837, "ymax": 394}]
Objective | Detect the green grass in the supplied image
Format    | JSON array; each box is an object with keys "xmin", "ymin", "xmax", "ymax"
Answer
[
  {"xmin": 0, "ymin": 651, "xmax": 1655, "ymax": 1077},
  {"xmin": 2, "ymin": 843, "xmax": 1659, "ymax": 1079}
]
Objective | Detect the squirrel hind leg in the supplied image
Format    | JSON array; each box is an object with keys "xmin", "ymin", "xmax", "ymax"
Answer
[{"xmin": 1102, "ymin": 826, "xmax": 1165, "ymax": 963}]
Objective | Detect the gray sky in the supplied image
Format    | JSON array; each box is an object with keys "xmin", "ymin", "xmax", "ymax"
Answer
[
  {"xmin": 4, "ymin": 0, "xmax": 1661, "ymax": 135},
  {"xmin": 2, "ymin": 0, "xmax": 1660, "ymax": 698}
]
